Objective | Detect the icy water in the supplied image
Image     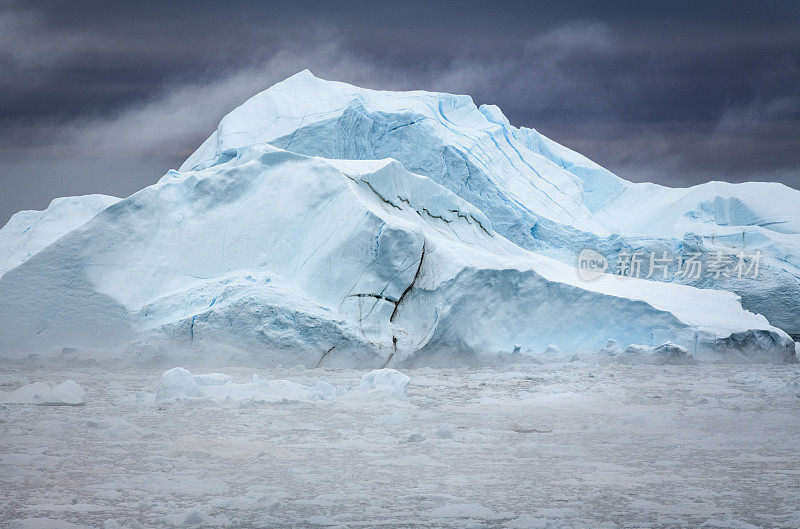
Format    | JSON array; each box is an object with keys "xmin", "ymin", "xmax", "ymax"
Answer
[{"xmin": 1, "ymin": 363, "xmax": 799, "ymax": 529}]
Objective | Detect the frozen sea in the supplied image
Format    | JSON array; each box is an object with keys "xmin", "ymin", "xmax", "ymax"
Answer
[{"xmin": 1, "ymin": 362, "xmax": 799, "ymax": 529}]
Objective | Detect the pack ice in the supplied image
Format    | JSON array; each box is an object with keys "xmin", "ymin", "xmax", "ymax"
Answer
[{"xmin": 0, "ymin": 71, "xmax": 796, "ymax": 365}]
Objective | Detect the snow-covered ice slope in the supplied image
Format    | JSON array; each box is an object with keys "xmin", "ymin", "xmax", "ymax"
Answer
[
  {"xmin": 0, "ymin": 194, "xmax": 120, "ymax": 277},
  {"xmin": 0, "ymin": 144, "xmax": 793, "ymax": 364},
  {"xmin": 180, "ymin": 71, "xmax": 799, "ymax": 335},
  {"xmin": 181, "ymin": 70, "xmax": 608, "ymax": 239}
]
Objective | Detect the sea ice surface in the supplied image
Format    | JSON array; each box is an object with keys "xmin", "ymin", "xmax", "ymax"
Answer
[{"xmin": 1, "ymin": 362, "xmax": 798, "ymax": 528}]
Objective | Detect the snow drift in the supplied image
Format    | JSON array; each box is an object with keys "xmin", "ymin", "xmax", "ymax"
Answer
[{"xmin": 0, "ymin": 72, "xmax": 796, "ymax": 365}]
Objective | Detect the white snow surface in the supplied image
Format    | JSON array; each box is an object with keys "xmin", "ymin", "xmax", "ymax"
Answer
[{"xmin": 0, "ymin": 71, "xmax": 796, "ymax": 364}]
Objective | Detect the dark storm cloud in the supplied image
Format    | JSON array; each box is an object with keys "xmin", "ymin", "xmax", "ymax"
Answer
[{"xmin": 1, "ymin": 0, "xmax": 799, "ymax": 223}]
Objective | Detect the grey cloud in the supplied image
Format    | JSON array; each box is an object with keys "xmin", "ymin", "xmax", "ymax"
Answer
[
  {"xmin": 0, "ymin": 6, "xmax": 109, "ymax": 72},
  {"xmin": 526, "ymin": 21, "xmax": 616, "ymax": 57},
  {"xmin": 717, "ymin": 56, "xmax": 800, "ymax": 132},
  {"xmin": 13, "ymin": 43, "xmax": 426, "ymax": 163},
  {"xmin": 546, "ymin": 120, "xmax": 800, "ymax": 188},
  {"xmin": 1, "ymin": 3, "xmax": 799, "ymax": 223}
]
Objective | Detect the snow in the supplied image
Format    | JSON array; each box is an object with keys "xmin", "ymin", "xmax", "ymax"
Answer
[
  {"xmin": 1, "ymin": 380, "xmax": 86, "ymax": 406},
  {"xmin": 2, "ymin": 362, "xmax": 799, "ymax": 528},
  {"xmin": 0, "ymin": 71, "xmax": 796, "ymax": 364}
]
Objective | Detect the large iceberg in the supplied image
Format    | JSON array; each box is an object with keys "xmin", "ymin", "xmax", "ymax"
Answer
[
  {"xmin": 181, "ymin": 70, "xmax": 800, "ymax": 337},
  {"xmin": 0, "ymin": 72, "xmax": 796, "ymax": 364}
]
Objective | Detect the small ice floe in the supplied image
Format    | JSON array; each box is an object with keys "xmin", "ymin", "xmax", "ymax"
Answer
[
  {"xmin": 192, "ymin": 373, "xmax": 232, "ymax": 386},
  {"xmin": 86, "ymin": 417, "xmax": 142, "ymax": 438},
  {"xmin": 426, "ymin": 503, "xmax": 501, "ymax": 520},
  {"xmin": 536, "ymin": 344, "xmax": 580, "ymax": 363},
  {"xmin": 164, "ymin": 507, "xmax": 227, "ymax": 527},
  {"xmin": 1, "ymin": 380, "xmax": 86, "ymax": 406},
  {"xmin": 436, "ymin": 424, "xmax": 454, "ymax": 439},
  {"xmin": 542, "ymin": 344, "xmax": 561, "ymax": 357},
  {"xmin": 603, "ymin": 341, "xmax": 697, "ymax": 365},
  {"xmin": 599, "ymin": 339, "xmax": 624, "ymax": 358},
  {"xmin": 356, "ymin": 368, "xmax": 410, "ymax": 399},
  {"xmin": 155, "ymin": 367, "xmax": 411, "ymax": 403},
  {"xmin": 155, "ymin": 368, "xmax": 204, "ymax": 401},
  {"xmin": 617, "ymin": 342, "xmax": 697, "ymax": 365}
]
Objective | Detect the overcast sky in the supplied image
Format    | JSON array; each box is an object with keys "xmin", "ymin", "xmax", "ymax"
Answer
[{"xmin": 1, "ymin": 0, "xmax": 799, "ymax": 223}]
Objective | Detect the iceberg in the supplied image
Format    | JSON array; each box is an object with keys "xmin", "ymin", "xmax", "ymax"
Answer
[
  {"xmin": 0, "ymin": 72, "xmax": 796, "ymax": 364},
  {"xmin": 180, "ymin": 70, "xmax": 799, "ymax": 336}
]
